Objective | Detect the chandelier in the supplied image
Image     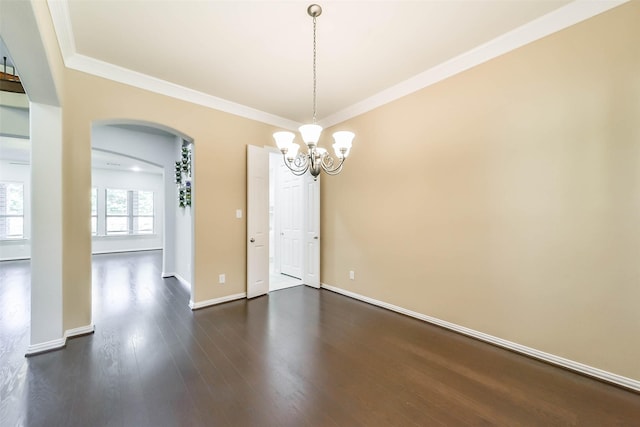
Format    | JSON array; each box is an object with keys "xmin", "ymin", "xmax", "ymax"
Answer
[{"xmin": 273, "ymin": 4, "xmax": 354, "ymax": 180}]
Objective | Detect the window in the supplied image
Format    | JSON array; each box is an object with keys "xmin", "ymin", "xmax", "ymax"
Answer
[
  {"xmin": 106, "ymin": 189, "xmax": 129, "ymax": 235},
  {"xmin": 0, "ymin": 182, "xmax": 24, "ymax": 239},
  {"xmin": 91, "ymin": 187, "xmax": 97, "ymax": 235},
  {"xmin": 105, "ymin": 189, "xmax": 154, "ymax": 235},
  {"xmin": 133, "ymin": 190, "xmax": 154, "ymax": 234}
]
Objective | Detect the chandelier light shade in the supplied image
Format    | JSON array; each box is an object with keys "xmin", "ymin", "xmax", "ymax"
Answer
[{"xmin": 273, "ymin": 4, "xmax": 355, "ymax": 180}]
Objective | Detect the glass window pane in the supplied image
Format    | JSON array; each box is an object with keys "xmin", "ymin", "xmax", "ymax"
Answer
[
  {"xmin": 1, "ymin": 183, "xmax": 24, "ymax": 215},
  {"xmin": 134, "ymin": 191, "xmax": 154, "ymax": 216},
  {"xmin": 106, "ymin": 189, "xmax": 128, "ymax": 215},
  {"xmin": 91, "ymin": 188, "xmax": 97, "ymax": 216},
  {"xmin": 5, "ymin": 217, "xmax": 24, "ymax": 239},
  {"xmin": 91, "ymin": 216, "xmax": 97, "ymax": 235},
  {"xmin": 134, "ymin": 216, "xmax": 153, "ymax": 234},
  {"xmin": 106, "ymin": 217, "xmax": 128, "ymax": 234}
]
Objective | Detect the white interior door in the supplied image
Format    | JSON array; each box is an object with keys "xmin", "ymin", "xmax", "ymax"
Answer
[
  {"xmin": 247, "ymin": 145, "xmax": 269, "ymax": 298},
  {"xmin": 303, "ymin": 174, "xmax": 320, "ymax": 288},
  {"xmin": 279, "ymin": 164, "xmax": 303, "ymax": 279}
]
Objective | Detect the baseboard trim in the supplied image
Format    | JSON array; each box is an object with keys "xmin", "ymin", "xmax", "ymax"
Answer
[
  {"xmin": 0, "ymin": 256, "xmax": 30, "ymax": 262},
  {"xmin": 270, "ymin": 281, "xmax": 304, "ymax": 292},
  {"xmin": 172, "ymin": 273, "xmax": 192, "ymax": 291},
  {"xmin": 92, "ymin": 247, "xmax": 163, "ymax": 255},
  {"xmin": 65, "ymin": 324, "xmax": 95, "ymax": 339},
  {"xmin": 320, "ymin": 283, "xmax": 640, "ymax": 393},
  {"xmin": 25, "ymin": 323, "xmax": 96, "ymax": 357},
  {"xmin": 189, "ymin": 292, "xmax": 247, "ymax": 310},
  {"xmin": 161, "ymin": 271, "xmax": 174, "ymax": 278},
  {"xmin": 25, "ymin": 337, "xmax": 66, "ymax": 356}
]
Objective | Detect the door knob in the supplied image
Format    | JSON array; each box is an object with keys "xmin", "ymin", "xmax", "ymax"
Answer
[
  {"xmin": 250, "ymin": 238, "xmax": 255, "ymax": 243},
  {"xmin": 314, "ymin": 236, "xmax": 319, "ymax": 240}
]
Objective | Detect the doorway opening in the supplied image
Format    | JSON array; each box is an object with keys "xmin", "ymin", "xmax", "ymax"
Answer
[
  {"xmin": 247, "ymin": 145, "xmax": 320, "ymax": 299},
  {"xmin": 91, "ymin": 120, "xmax": 195, "ymax": 305}
]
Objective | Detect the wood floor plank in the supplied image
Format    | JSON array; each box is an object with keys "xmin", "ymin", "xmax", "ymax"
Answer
[{"xmin": 1, "ymin": 250, "xmax": 639, "ymax": 426}]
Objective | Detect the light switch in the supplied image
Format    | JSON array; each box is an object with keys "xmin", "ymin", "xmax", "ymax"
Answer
[{"xmin": 236, "ymin": 209, "xmax": 242, "ymax": 219}]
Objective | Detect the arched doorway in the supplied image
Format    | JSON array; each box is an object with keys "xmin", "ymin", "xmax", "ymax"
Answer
[{"xmin": 91, "ymin": 119, "xmax": 196, "ymax": 305}]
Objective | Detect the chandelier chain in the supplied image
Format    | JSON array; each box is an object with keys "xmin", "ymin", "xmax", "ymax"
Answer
[{"xmin": 312, "ymin": 15, "xmax": 317, "ymax": 124}]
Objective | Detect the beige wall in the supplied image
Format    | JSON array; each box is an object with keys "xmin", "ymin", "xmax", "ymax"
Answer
[
  {"xmin": 321, "ymin": 2, "xmax": 640, "ymax": 381},
  {"xmin": 61, "ymin": 70, "xmax": 278, "ymax": 330}
]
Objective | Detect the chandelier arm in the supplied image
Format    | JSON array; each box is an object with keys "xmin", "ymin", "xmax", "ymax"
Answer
[
  {"xmin": 321, "ymin": 163, "xmax": 344, "ymax": 176},
  {"xmin": 320, "ymin": 153, "xmax": 335, "ymax": 169},
  {"xmin": 320, "ymin": 156, "xmax": 346, "ymax": 175},
  {"xmin": 282, "ymin": 153, "xmax": 310, "ymax": 176}
]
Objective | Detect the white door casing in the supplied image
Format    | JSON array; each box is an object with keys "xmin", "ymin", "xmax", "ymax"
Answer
[{"xmin": 246, "ymin": 145, "xmax": 269, "ymax": 298}]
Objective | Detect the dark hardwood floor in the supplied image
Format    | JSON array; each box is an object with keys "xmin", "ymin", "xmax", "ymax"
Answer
[{"xmin": 1, "ymin": 251, "xmax": 638, "ymax": 426}]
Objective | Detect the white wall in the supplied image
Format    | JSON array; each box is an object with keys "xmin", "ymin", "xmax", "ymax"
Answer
[
  {"xmin": 0, "ymin": 105, "xmax": 29, "ymax": 138},
  {"xmin": 29, "ymin": 102, "xmax": 63, "ymax": 349},
  {"xmin": 0, "ymin": 160, "xmax": 31, "ymax": 260},
  {"xmin": 91, "ymin": 168, "xmax": 164, "ymax": 254},
  {"xmin": 174, "ymin": 142, "xmax": 193, "ymax": 292}
]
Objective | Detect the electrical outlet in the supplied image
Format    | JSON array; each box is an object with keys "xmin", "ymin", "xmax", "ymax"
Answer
[
  {"xmin": 349, "ymin": 270, "xmax": 355, "ymax": 280},
  {"xmin": 219, "ymin": 274, "xmax": 226, "ymax": 284}
]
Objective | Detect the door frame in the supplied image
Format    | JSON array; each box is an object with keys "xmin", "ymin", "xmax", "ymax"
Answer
[{"xmin": 247, "ymin": 145, "xmax": 320, "ymax": 297}]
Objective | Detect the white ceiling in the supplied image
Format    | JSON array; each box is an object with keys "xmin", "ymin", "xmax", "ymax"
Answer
[
  {"xmin": 92, "ymin": 149, "xmax": 163, "ymax": 175},
  {"xmin": 46, "ymin": 0, "xmax": 625, "ymax": 129},
  {"xmin": 0, "ymin": 135, "xmax": 163, "ymax": 175}
]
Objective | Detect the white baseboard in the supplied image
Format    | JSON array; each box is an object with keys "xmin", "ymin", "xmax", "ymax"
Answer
[
  {"xmin": 270, "ymin": 281, "xmax": 304, "ymax": 292},
  {"xmin": 0, "ymin": 256, "xmax": 30, "ymax": 262},
  {"xmin": 92, "ymin": 247, "xmax": 162, "ymax": 255},
  {"xmin": 25, "ymin": 323, "xmax": 96, "ymax": 357},
  {"xmin": 320, "ymin": 283, "xmax": 640, "ymax": 393},
  {"xmin": 189, "ymin": 292, "xmax": 246, "ymax": 310},
  {"xmin": 26, "ymin": 337, "xmax": 66, "ymax": 356},
  {"xmin": 171, "ymin": 273, "xmax": 191, "ymax": 291},
  {"xmin": 65, "ymin": 323, "xmax": 95, "ymax": 339},
  {"xmin": 161, "ymin": 271, "xmax": 174, "ymax": 278}
]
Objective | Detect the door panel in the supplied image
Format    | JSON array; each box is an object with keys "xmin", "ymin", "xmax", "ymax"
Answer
[
  {"xmin": 279, "ymin": 165, "xmax": 303, "ymax": 279},
  {"xmin": 303, "ymin": 174, "xmax": 320, "ymax": 288},
  {"xmin": 247, "ymin": 145, "xmax": 269, "ymax": 298}
]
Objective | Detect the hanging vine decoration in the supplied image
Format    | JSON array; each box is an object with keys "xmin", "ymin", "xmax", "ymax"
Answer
[{"xmin": 175, "ymin": 145, "xmax": 192, "ymax": 207}]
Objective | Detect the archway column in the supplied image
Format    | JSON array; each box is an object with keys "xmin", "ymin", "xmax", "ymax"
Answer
[{"xmin": 27, "ymin": 102, "xmax": 64, "ymax": 353}]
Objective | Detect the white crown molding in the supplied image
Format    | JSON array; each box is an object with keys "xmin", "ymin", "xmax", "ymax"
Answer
[
  {"xmin": 48, "ymin": 1, "xmax": 629, "ymax": 133},
  {"xmin": 319, "ymin": 0, "xmax": 630, "ymax": 128},
  {"xmin": 321, "ymin": 283, "xmax": 640, "ymax": 393},
  {"xmin": 66, "ymin": 53, "xmax": 301, "ymax": 130},
  {"xmin": 47, "ymin": 0, "xmax": 76, "ymax": 60},
  {"xmin": 46, "ymin": 0, "xmax": 300, "ymax": 131},
  {"xmin": 189, "ymin": 292, "xmax": 246, "ymax": 310}
]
